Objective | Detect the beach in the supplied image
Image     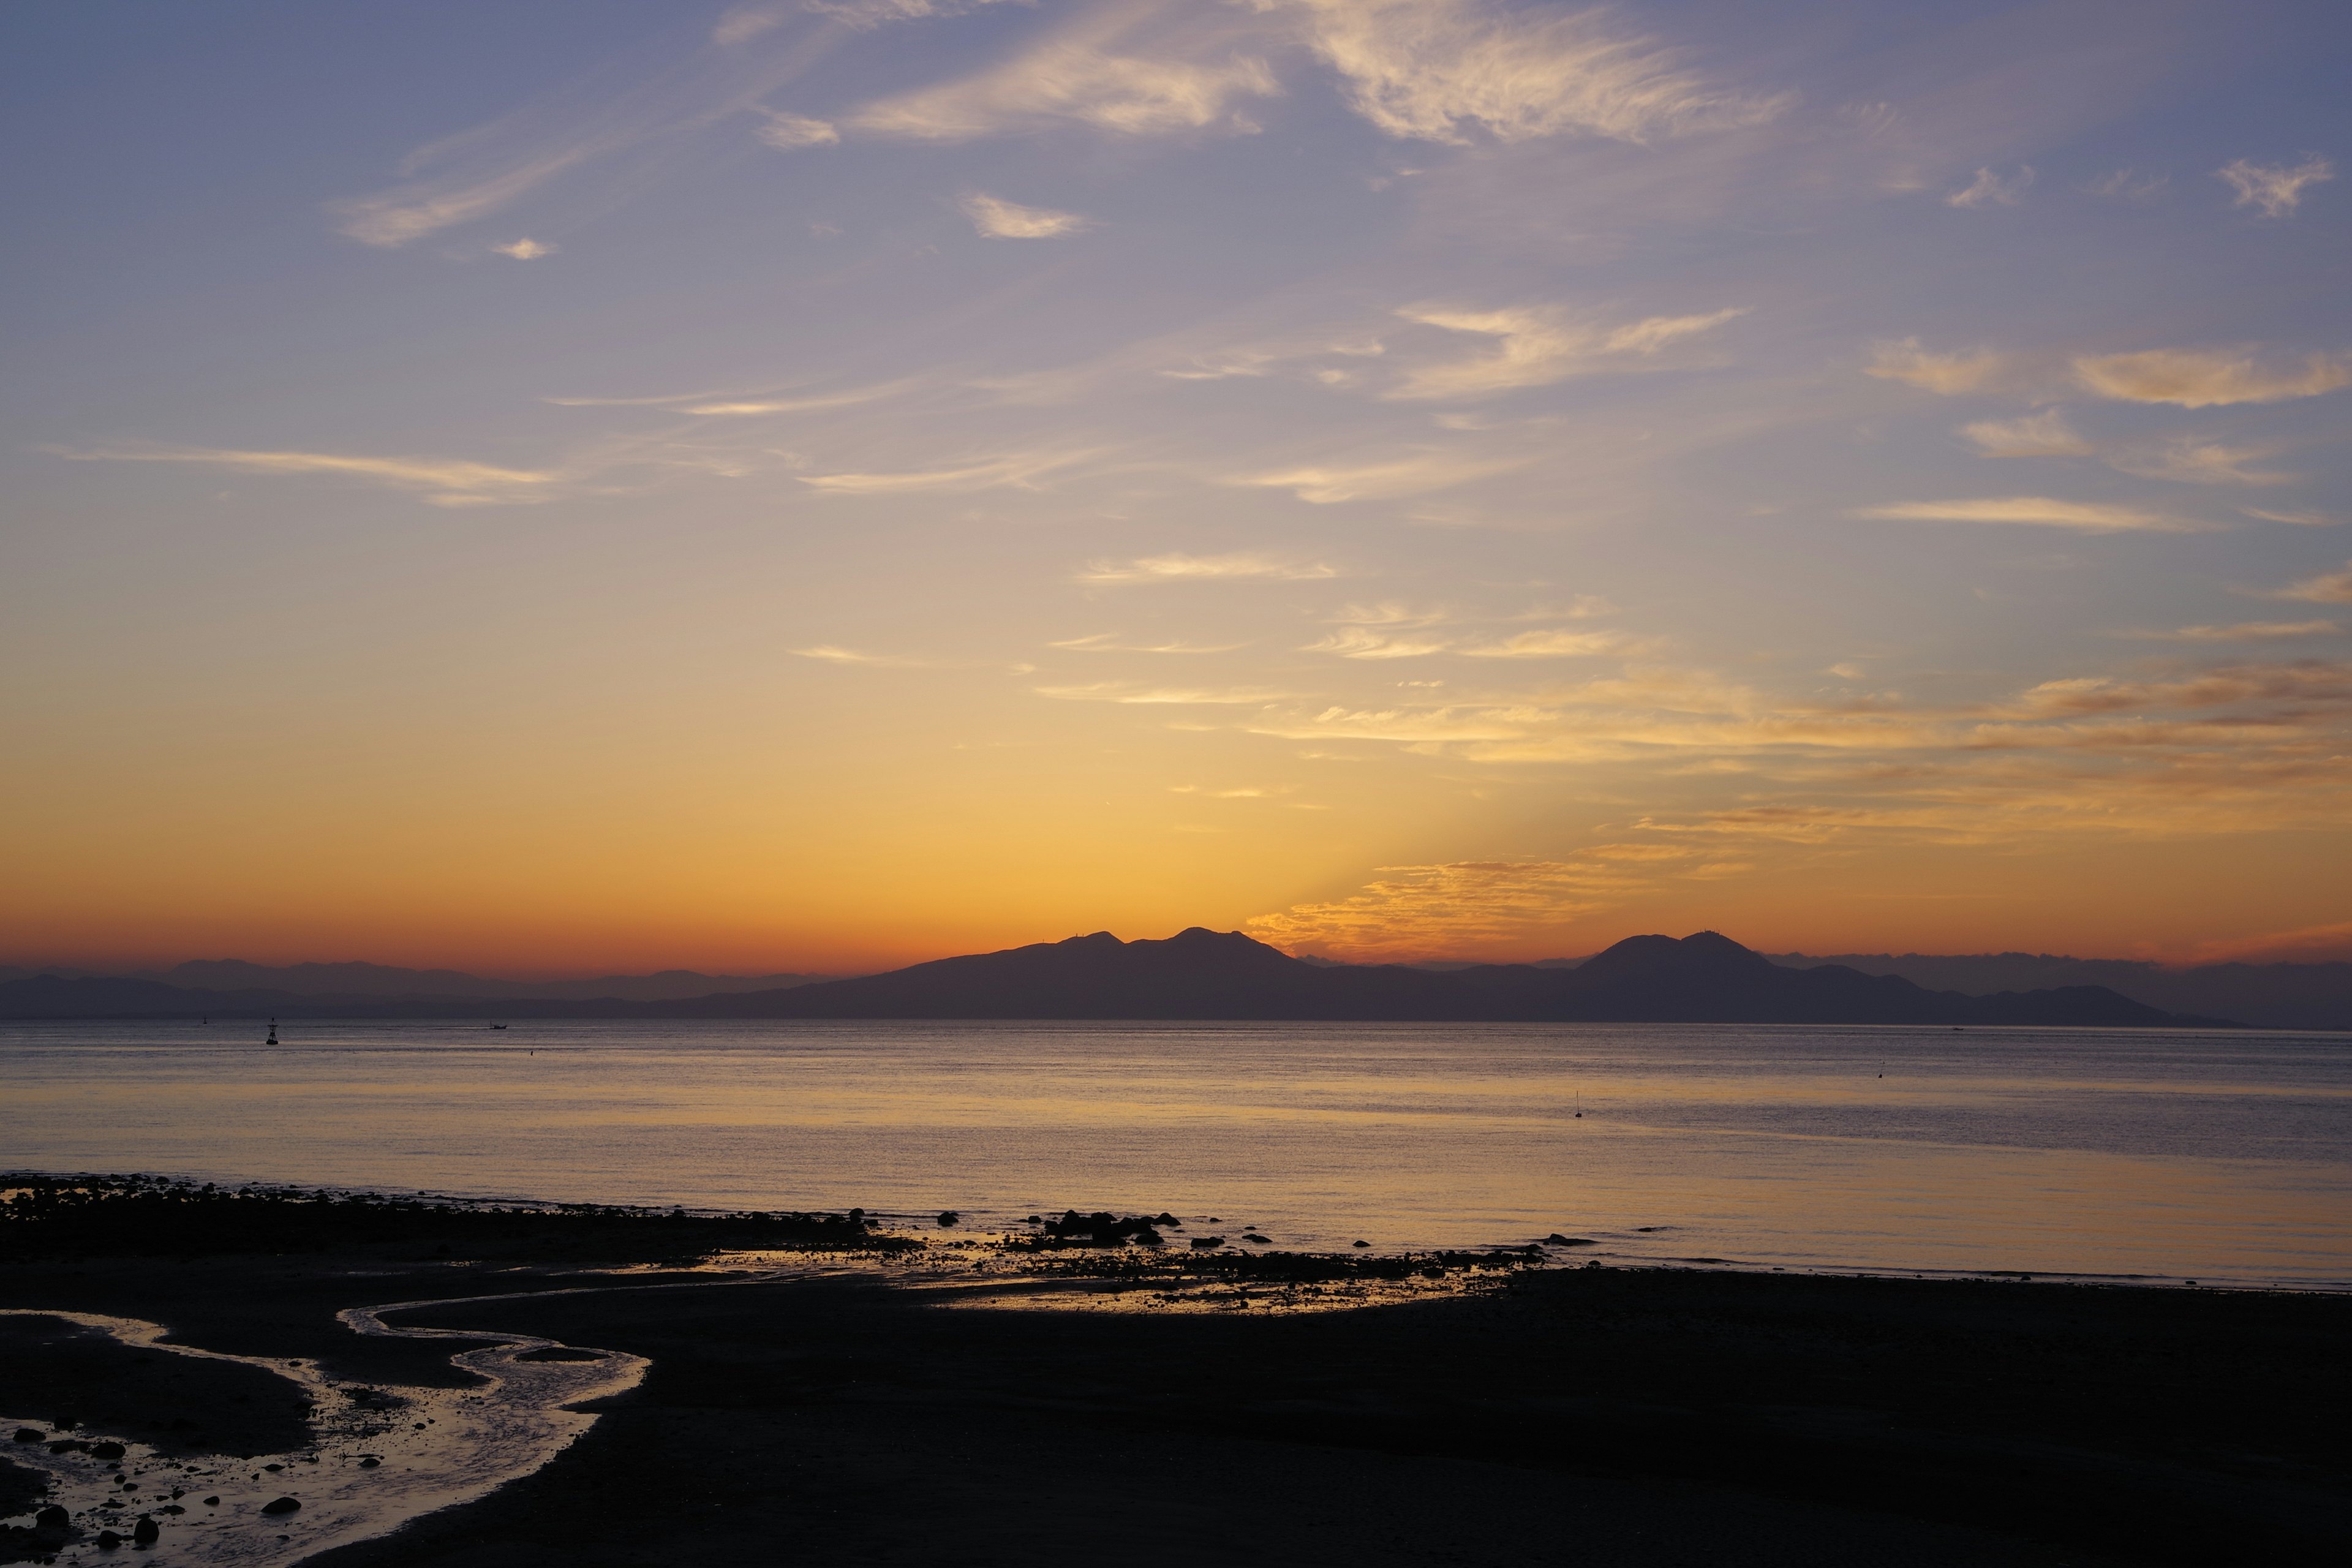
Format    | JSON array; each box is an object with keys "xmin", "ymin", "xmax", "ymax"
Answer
[{"xmin": 4, "ymin": 1187, "xmax": 2347, "ymax": 1566}]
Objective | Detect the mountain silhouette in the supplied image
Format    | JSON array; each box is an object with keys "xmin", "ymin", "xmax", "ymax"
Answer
[
  {"xmin": 0, "ymin": 930, "xmax": 2237, "ymax": 1026},
  {"xmin": 678, "ymin": 929, "xmax": 2229, "ymax": 1026}
]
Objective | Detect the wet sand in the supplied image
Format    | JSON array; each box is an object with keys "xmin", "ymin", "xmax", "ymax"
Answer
[{"xmin": 4, "ymin": 1227, "xmax": 2348, "ymax": 1567}]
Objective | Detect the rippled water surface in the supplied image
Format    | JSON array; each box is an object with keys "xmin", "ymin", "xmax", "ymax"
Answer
[{"xmin": 6, "ymin": 1019, "xmax": 2348, "ymax": 1286}]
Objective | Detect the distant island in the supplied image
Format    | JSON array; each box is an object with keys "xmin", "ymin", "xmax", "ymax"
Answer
[{"xmin": 0, "ymin": 930, "xmax": 2248, "ymax": 1028}]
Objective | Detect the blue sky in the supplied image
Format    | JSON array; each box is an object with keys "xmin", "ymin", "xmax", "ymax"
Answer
[{"xmin": 4, "ymin": 0, "xmax": 2348, "ymax": 970}]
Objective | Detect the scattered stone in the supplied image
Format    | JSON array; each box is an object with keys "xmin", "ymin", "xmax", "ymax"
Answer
[
  {"xmin": 132, "ymin": 1514, "xmax": 160, "ymax": 1545},
  {"xmin": 1242, "ymin": 1234, "xmax": 1272, "ymax": 1245},
  {"xmin": 260, "ymin": 1496, "xmax": 301, "ymax": 1515},
  {"xmin": 160, "ymin": 1505, "xmax": 186, "ymax": 1515},
  {"xmin": 9, "ymin": 1429, "xmax": 40, "ymax": 1444},
  {"xmin": 936, "ymin": 1210, "xmax": 960, "ymax": 1227},
  {"xmin": 262, "ymin": 1463, "xmax": 284, "ymax": 1472},
  {"xmin": 47, "ymin": 1439, "xmax": 85, "ymax": 1455},
  {"xmin": 358, "ymin": 1458, "xmax": 380, "ymax": 1469},
  {"xmin": 1352, "ymin": 1240, "xmax": 1370, "ymax": 1248},
  {"xmin": 202, "ymin": 1497, "xmax": 219, "ymax": 1506},
  {"xmin": 1190, "ymin": 1237, "xmax": 1225, "ymax": 1250},
  {"xmin": 1546, "ymin": 1235, "xmax": 1597, "ymax": 1246},
  {"xmin": 88, "ymin": 1442, "xmax": 126, "ymax": 1461},
  {"xmin": 96, "ymin": 1528, "xmax": 124, "ymax": 1548},
  {"xmin": 34, "ymin": 1507, "xmax": 67, "ymax": 1529}
]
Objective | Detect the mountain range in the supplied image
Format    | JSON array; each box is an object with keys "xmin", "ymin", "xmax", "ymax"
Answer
[{"xmin": 0, "ymin": 930, "xmax": 2247, "ymax": 1028}]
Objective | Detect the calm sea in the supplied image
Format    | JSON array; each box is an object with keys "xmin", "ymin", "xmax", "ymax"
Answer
[{"xmin": 5, "ymin": 1019, "xmax": 2346, "ymax": 1288}]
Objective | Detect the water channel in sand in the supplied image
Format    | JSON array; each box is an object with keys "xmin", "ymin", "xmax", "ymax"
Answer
[{"xmin": 1, "ymin": 1291, "xmax": 660, "ymax": 1566}]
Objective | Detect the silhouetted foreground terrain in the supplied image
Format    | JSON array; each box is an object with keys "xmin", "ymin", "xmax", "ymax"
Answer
[
  {"xmin": 2, "ymin": 1180, "xmax": 2343, "ymax": 1566},
  {"xmin": 0, "ymin": 931, "xmax": 2237, "ymax": 1027}
]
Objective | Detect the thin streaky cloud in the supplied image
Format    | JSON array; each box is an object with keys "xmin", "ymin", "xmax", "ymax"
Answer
[
  {"xmin": 2216, "ymin": 155, "xmax": 2334, "ymax": 217},
  {"xmin": 1960, "ymin": 411, "xmax": 2090, "ymax": 457},
  {"xmin": 792, "ymin": 644, "xmax": 935, "ymax": 666},
  {"xmin": 1047, "ymin": 633, "xmax": 1248, "ymax": 653},
  {"xmin": 2072, "ymin": 348, "xmax": 2351, "ymax": 407},
  {"xmin": 2270, "ymin": 562, "xmax": 2352, "ymax": 604},
  {"xmin": 959, "ymin": 192, "xmax": 1092, "ymax": 238},
  {"xmin": 1853, "ymin": 497, "xmax": 2195, "ymax": 533},
  {"xmin": 1235, "ymin": 450, "xmax": 1524, "ymax": 503},
  {"xmin": 2088, "ymin": 168, "xmax": 2168, "ymax": 202},
  {"xmin": 2105, "ymin": 437, "xmax": 2291, "ymax": 486},
  {"xmin": 2242, "ymin": 507, "xmax": 2342, "ymax": 527},
  {"xmin": 1292, "ymin": 0, "xmax": 1791, "ymax": 146},
  {"xmin": 50, "ymin": 444, "xmax": 559, "ymax": 506},
  {"xmin": 1301, "ymin": 628, "xmax": 1455, "ymax": 659},
  {"xmin": 1387, "ymin": 304, "xmax": 1744, "ymax": 400},
  {"xmin": 2127, "ymin": 621, "xmax": 2340, "ymax": 642},
  {"xmin": 490, "ymin": 238, "xmax": 557, "ymax": 259},
  {"xmin": 1946, "ymin": 165, "xmax": 2034, "ymax": 208},
  {"xmin": 1461, "ymin": 629, "xmax": 1627, "ymax": 658},
  {"xmin": 1080, "ymin": 552, "xmax": 1338, "ymax": 584},
  {"xmin": 799, "ymin": 451, "xmax": 1085, "ymax": 494},
  {"xmin": 1865, "ymin": 337, "xmax": 2015, "ymax": 396},
  {"xmin": 755, "ymin": 111, "xmax": 840, "ymax": 149},
  {"xmin": 848, "ymin": 7, "xmax": 1278, "ymax": 141},
  {"xmin": 1033, "ymin": 683, "xmax": 1292, "ymax": 704}
]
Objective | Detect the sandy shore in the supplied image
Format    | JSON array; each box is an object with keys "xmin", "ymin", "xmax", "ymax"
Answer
[{"xmin": 3, "ymin": 1195, "xmax": 2347, "ymax": 1566}]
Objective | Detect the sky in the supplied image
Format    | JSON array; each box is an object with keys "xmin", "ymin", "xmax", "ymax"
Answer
[{"xmin": 4, "ymin": 0, "xmax": 2350, "ymax": 975}]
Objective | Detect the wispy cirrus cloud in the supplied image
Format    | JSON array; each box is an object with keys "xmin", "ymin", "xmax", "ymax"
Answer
[
  {"xmin": 2072, "ymin": 348, "xmax": 2351, "ymax": 407},
  {"xmin": 489, "ymin": 238, "xmax": 557, "ymax": 260},
  {"xmin": 1959, "ymin": 411, "xmax": 2091, "ymax": 457},
  {"xmin": 847, "ymin": 6, "xmax": 1277, "ymax": 141},
  {"xmin": 1866, "ymin": 337, "xmax": 2018, "ymax": 396},
  {"xmin": 959, "ymin": 192, "xmax": 1092, "ymax": 238},
  {"xmin": 1290, "ymin": 0, "xmax": 1790, "ymax": 146},
  {"xmin": 1047, "ymin": 633, "xmax": 1247, "ymax": 653},
  {"xmin": 2269, "ymin": 562, "xmax": 2352, "ymax": 604},
  {"xmin": 754, "ymin": 111, "xmax": 839, "ymax": 149},
  {"xmin": 2126, "ymin": 621, "xmax": 2339, "ymax": 642},
  {"xmin": 1387, "ymin": 304, "xmax": 1745, "ymax": 400},
  {"xmin": 1853, "ymin": 497, "xmax": 2193, "ymax": 533},
  {"xmin": 2241, "ymin": 507, "xmax": 2340, "ymax": 527},
  {"xmin": 1234, "ymin": 449, "xmax": 1525, "ymax": 502},
  {"xmin": 1033, "ymin": 682, "xmax": 1291, "ymax": 704},
  {"xmin": 1946, "ymin": 165, "xmax": 2034, "ymax": 208},
  {"xmin": 49, "ymin": 443, "xmax": 560, "ymax": 507},
  {"xmin": 2105, "ymin": 437, "xmax": 2292, "ymax": 486},
  {"xmin": 792, "ymin": 644, "xmax": 936, "ymax": 667},
  {"xmin": 1079, "ymin": 552, "xmax": 1337, "ymax": 584},
  {"xmin": 799, "ymin": 451, "xmax": 1086, "ymax": 493},
  {"xmin": 2216, "ymin": 155, "xmax": 2334, "ymax": 217},
  {"xmin": 1301, "ymin": 626, "xmax": 1630, "ymax": 660}
]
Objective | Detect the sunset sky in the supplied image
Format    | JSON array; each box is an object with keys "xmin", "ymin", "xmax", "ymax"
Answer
[{"xmin": 5, "ymin": 0, "xmax": 2348, "ymax": 974}]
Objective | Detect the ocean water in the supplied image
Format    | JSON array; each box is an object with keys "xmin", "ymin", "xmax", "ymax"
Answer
[{"xmin": 4, "ymin": 1019, "xmax": 2347, "ymax": 1288}]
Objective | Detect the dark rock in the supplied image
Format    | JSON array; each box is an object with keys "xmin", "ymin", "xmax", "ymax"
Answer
[
  {"xmin": 132, "ymin": 1515, "xmax": 159, "ymax": 1545},
  {"xmin": 260, "ymin": 1496, "xmax": 301, "ymax": 1515},
  {"xmin": 46, "ymin": 1440, "xmax": 83, "ymax": 1455},
  {"xmin": 9, "ymin": 1430, "xmax": 39, "ymax": 1444},
  {"xmin": 358, "ymin": 1458, "xmax": 380, "ymax": 1468},
  {"xmin": 1242, "ymin": 1234, "xmax": 1272, "ymax": 1245},
  {"xmin": 1352, "ymin": 1240, "xmax": 1370, "ymax": 1248},
  {"xmin": 96, "ymin": 1528, "xmax": 124, "ymax": 1548},
  {"xmin": 935, "ymin": 1210, "xmax": 959, "ymax": 1227},
  {"xmin": 202, "ymin": 1497, "xmax": 219, "ymax": 1506},
  {"xmin": 34, "ymin": 1507, "xmax": 67, "ymax": 1529},
  {"xmin": 87, "ymin": 1442, "xmax": 126, "ymax": 1461},
  {"xmin": 1546, "ymin": 1234, "xmax": 1597, "ymax": 1246},
  {"xmin": 1190, "ymin": 1237, "xmax": 1225, "ymax": 1250},
  {"xmin": 160, "ymin": 1505, "xmax": 185, "ymax": 1515}
]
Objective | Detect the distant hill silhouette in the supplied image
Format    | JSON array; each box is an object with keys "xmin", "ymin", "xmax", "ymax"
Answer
[
  {"xmin": 0, "ymin": 931, "xmax": 2244, "ymax": 1027},
  {"xmin": 673, "ymin": 929, "xmax": 2230, "ymax": 1027},
  {"xmin": 1771, "ymin": 951, "xmax": 2352, "ymax": 1032}
]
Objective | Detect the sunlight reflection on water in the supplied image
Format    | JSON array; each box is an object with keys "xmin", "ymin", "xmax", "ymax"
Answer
[{"xmin": 5, "ymin": 1020, "xmax": 2347, "ymax": 1286}]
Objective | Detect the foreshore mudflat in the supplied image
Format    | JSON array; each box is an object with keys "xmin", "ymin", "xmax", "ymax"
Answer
[{"xmin": 3, "ymin": 1177, "xmax": 2346, "ymax": 1566}]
